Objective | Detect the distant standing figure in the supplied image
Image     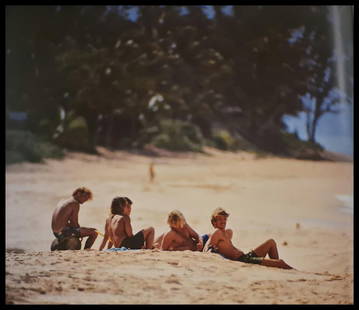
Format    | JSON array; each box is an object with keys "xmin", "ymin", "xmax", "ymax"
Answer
[
  {"xmin": 51, "ymin": 187, "xmax": 98, "ymax": 249},
  {"xmin": 154, "ymin": 210, "xmax": 203, "ymax": 251},
  {"xmin": 203, "ymin": 208, "xmax": 293, "ymax": 269},
  {"xmin": 149, "ymin": 162, "xmax": 155, "ymax": 183},
  {"xmin": 99, "ymin": 196, "xmax": 155, "ymax": 250}
]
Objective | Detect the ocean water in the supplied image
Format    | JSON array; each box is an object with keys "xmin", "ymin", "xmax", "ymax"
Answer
[
  {"xmin": 336, "ymin": 194, "xmax": 353, "ymax": 214},
  {"xmin": 299, "ymin": 194, "xmax": 353, "ymax": 229}
]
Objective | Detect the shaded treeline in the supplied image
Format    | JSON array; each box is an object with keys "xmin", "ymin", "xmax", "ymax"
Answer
[{"xmin": 5, "ymin": 5, "xmax": 353, "ymax": 158}]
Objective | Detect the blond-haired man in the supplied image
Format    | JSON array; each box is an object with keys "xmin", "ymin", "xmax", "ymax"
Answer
[
  {"xmin": 203, "ymin": 208, "xmax": 293, "ymax": 269},
  {"xmin": 154, "ymin": 210, "xmax": 203, "ymax": 251},
  {"xmin": 51, "ymin": 187, "xmax": 98, "ymax": 249}
]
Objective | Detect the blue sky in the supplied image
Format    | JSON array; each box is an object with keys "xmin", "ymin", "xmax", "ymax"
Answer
[{"xmin": 283, "ymin": 103, "xmax": 353, "ymax": 157}]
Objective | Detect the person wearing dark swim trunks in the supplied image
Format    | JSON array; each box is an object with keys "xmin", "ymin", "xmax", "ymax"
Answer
[
  {"xmin": 237, "ymin": 251, "xmax": 263, "ymax": 265},
  {"xmin": 121, "ymin": 230, "xmax": 145, "ymax": 249},
  {"xmin": 53, "ymin": 226, "xmax": 81, "ymax": 239},
  {"xmin": 203, "ymin": 208, "xmax": 293, "ymax": 269},
  {"xmin": 99, "ymin": 196, "xmax": 154, "ymax": 250},
  {"xmin": 51, "ymin": 187, "xmax": 98, "ymax": 249}
]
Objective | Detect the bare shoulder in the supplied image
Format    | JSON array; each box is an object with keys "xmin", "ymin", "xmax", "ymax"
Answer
[
  {"xmin": 60, "ymin": 197, "xmax": 79, "ymax": 208},
  {"xmin": 56, "ymin": 198, "xmax": 79, "ymax": 213},
  {"xmin": 111, "ymin": 214, "xmax": 121, "ymax": 223},
  {"xmin": 183, "ymin": 223, "xmax": 190, "ymax": 229},
  {"xmin": 111, "ymin": 214, "xmax": 129, "ymax": 224},
  {"xmin": 163, "ymin": 230, "xmax": 178, "ymax": 240},
  {"xmin": 211, "ymin": 229, "xmax": 226, "ymax": 241},
  {"xmin": 122, "ymin": 215, "xmax": 131, "ymax": 223},
  {"xmin": 212, "ymin": 228, "xmax": 223, "ymax": 236},
  {"xmin": 184, "ymin": 223, "xmax": 194, "ymax": 232},
  {"xmin": 124, "ymin": 215, "xmax": 131, "ymax": 221},
  {"xmin": 105, "ymin": 215, "xmax": 112, "ymax": 225},
  {"xmin": 164, "ymin": 230, "xmax": 174, "ymax": 237}
]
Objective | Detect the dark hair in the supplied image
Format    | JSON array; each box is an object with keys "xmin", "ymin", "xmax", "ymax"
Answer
[{"xmin": 111, "ymin": 197, "xmax": 132, "ymax": 215}]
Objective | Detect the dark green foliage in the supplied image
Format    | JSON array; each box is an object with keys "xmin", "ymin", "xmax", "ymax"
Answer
[
  {"xmin": 212, "ymin": 129, "xmax": 237, "ymax": 151},
  {"xmin": 55, "ymin": 117, "xmax": 91, "ymax": 152},
  {"xmin": 5, "ymin": 5, "xmax": 352, "ymax": 161},
  {"xmin": 280, "ymin": 132, "xmax": 324, "ymax": 160},
  {"xmin": 6, "ymin": 130, "xmax": 64, "ymax": 164},
  {"xmin": 149, "ymin": 119, "xmax": 204, "ymax": 152},
  {"xmin": 212, "ymin": 129, "xmax": 260, "ymax": 152}
]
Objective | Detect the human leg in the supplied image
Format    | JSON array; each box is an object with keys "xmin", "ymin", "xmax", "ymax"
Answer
[
  {"xmin": 260, "ymin": 258, "xmax": 293, "ymax": 269},
  {"xmin": 252, "ymin": 238, "xmax": 279, "ymax": 259},
  {"xmin": 53, "ymin": 229, "xmax": 81, "ymax": 250},
  {"xmin": 143, "ymin": 227, "xmax": 155, "ymax": 249},
  {"xmin": 80, "ymin": 227, "xmax": 98, "ymax": 249},
  {"xmin": 237, "ymin": 252, "xmax": 293, "ymax": 269},
  {"xmin": 153, "ymin": 233, "xmax": 164, "ymax": 249},
  {"xmin": 121, "ymin": 231, "xmax": 144, "ymax": 249}
]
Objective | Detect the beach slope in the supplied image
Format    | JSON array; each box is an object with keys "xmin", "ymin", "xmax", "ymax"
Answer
[{"xmin": 5, "ymin": 148, "xmax": 353, "ymax": 304}]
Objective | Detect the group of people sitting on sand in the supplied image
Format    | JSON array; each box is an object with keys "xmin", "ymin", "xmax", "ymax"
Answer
[{"xmin": 51, "ymin": 187, "xmax": 293, "ymax": 269}]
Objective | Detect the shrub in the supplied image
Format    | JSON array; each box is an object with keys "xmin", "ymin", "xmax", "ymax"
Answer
[
  {"xmin": 6, "ymin": 130, "xmax": 64, "ymax": 165},
  {"xmin": 38, "ymin": 141, "xmax": 65, "ymax": 159},
  {"xmin": 6, "ymin": 150, "xmax": 26, "ymax": 164},
  {"xmin": 55, "ymin": 117, "xmax": 91, "ymax": 152},
  {"xmin": 149, "ymin": 119, "xmax": 204, "ymax": 152},
  {"xmin": 280, "ymin": 131, "xmax": 324, "ymax": 159},
  {"xmin": 212, "ymin": 129, "xmax": 237, "ymax": 151}
]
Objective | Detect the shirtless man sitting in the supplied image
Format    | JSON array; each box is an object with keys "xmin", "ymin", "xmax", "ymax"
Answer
[
  {"xmin": 203, "ymin": 208, "xmax": 293, "ymax": 269},
  {"xmin": 99, "ymin": 196, "xmax": 154, "ymax": 250},
  {"xmin": 51, "ymin": 187, "xmax": 98, "ymax": 249},
  {"xmin": 154, "ymin": 210, "xmax": 203, "ymax": 251}
]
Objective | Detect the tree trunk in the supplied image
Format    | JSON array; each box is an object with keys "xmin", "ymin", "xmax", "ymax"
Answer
[
  {"xmin": 83, "ymin": 112, "xmax": 98, "ymax": 153},
  {"xmin": 308, "ymin": 113, "xmax": 320, "ymax": 144}
]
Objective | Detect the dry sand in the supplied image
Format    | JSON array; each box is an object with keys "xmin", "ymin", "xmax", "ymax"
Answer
[{"xmin": 5, "ymin": 147, "xmax": 353, "ymax": 304}]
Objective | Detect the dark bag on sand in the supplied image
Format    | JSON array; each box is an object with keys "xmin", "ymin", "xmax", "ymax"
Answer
[{"xmin": 50, "ymin": 236, "xmax": 82, "ymax": 251}]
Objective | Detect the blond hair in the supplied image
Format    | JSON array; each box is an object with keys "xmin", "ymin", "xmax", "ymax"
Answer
[
  {"xmin": 167, "ymin": 210, "xmax": 186, "ymax": 228},
  {"xmin": 72, "ymin": 187, "xmax": 93, "ymax": 200},
  {"xmin": 211, "ymin": 207, "xmax": 229, "ymax": 227}
]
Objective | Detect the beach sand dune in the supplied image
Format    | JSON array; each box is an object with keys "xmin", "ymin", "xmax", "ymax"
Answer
[
  {"xmin": 5, "ymin": 249, "xmax": 353, "ymax": 304},
  {"xmin": 5, "ymin": 147, "xmax": 353, "ymax": 304}
]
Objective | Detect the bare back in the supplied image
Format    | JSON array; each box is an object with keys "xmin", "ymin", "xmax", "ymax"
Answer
[
  {"xmin": 51, "ymin": 198, "xmax": 80, "ymax": 233},
  {"xmin": 109, "ymin": 214, "xmax": 131, "ymax": 248},
  {"xmin": 104, "ymin": 216, "xmax": 113, "ymax": 246}
]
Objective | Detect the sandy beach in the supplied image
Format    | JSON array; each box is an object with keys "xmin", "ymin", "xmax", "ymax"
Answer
[{"xmin": 5, "ymin": 147, "xmax": 353, "ymax": 304}]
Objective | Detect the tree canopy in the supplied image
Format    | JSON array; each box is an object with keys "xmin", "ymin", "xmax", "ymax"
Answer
[{"xmin": 6, "ymin": 5, "xmax": 353, "ymax": 157}]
